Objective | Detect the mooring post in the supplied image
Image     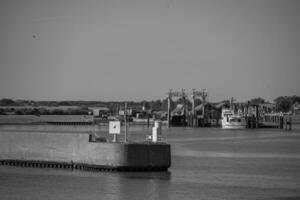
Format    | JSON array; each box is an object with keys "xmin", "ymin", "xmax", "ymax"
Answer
[
  {"xmin": 289, "ymin": 115, "xmax": 292, "ymax": 131},
  {"xmin": 167, "ymin": 89, "xmax": 172, "ymax": 128},
  {"xmin": 255, "ymin": 105, "xmax": 259, "ymax": 128},
  {"xmin": 284, "ymin": 116, "xmax": 288, "ymax": 131},
  {"xmin": 167, "ymin": 96, "xmax": 171, "ymax": 128},
  {"xmin": 192, "ymin": 89, "xmax": 195, "ymax": 127},
  {"xmin": 124, "ymin": 102, "xmax": 128, "ymax": 143},
  {"xmin": 181, "ymin": 89, "xmax": 187, "ymax": 127},
  {"xmin": 202, "ymin": 89, "xmax": 206, "ymax": 127},
  {"xmin": 280, "ymin": 116, "xmax": 284, "ymax": 129},
  {"xmin": 245, "ymin": 102, "xmax": 249, "ymax": 128},
  {"xmin": 147, "ymin": 112, "xmax": 150, "ymax": 128},
  {"xmin": 284, "ymin": 115, "xmax": 292, "ymax": 131},
  {"xmin": 251, "ymin": 115, "xmax": 255, "ymax": 129}
]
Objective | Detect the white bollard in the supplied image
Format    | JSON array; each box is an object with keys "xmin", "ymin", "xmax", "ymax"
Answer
[
  {"xmin": 152, "ymin": 120, "xmax": 162, "ymax": 142},
  {"xmin": 152, "ymin": 127, "xmax": 158, "ymax": 142},
  {"xmin": 154, "ymin": 120, "xmax": 161, "ymax": 128}
]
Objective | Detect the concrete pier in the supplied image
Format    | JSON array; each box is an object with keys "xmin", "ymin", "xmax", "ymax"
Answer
[{"xmin": 0, "ymin": 132, "xmax": 171, "ymax": 171}]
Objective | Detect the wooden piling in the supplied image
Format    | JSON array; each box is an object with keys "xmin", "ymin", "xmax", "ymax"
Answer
[{"xmin": 280, "ymin": 116, "xmax": 284, "ymax": 129}]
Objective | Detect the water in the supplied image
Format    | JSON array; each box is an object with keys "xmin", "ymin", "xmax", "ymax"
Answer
[{"xmin": 1, "ymin": 125, "xmax": 300, "ymax": 200}]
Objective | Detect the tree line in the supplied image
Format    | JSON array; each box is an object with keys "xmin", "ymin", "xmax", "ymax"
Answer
[{"xmin": 0, "ymin": 95, "xmax": 299, "ymax": 115}]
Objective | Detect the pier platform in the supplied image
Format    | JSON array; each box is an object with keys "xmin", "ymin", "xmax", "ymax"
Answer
[{"xmin": 0, "ymin": 132, "xmax": 171, "ymax": 172}]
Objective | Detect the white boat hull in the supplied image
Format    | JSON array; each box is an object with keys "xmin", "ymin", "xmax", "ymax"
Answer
[
  {"xmin": 221, "ymin": 108, "xmax": 246, "ymax": 129},
  {"xmin": 222, "ymin": 122, "xmax": 246, "ymax": 129}
]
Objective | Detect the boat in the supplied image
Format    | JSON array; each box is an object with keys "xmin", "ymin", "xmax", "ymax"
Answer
[{"xmin": 221, "ymin": 108, "xmax": 246, "ymax": 129}]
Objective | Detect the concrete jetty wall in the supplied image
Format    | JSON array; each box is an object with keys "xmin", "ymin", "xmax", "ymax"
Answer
[{"xmin": 0, "ymin": 132, "xmax": 171, "ymax": 171}]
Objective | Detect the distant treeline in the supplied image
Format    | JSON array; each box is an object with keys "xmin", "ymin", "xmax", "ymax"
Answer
[
  {"xmin": 0, "ymin": 95, "xmax": 299, "ymax": 115},
  {"xmin": 0, "ymin": 98, "xmax": 167, "ymax": 111},
  {"xmin": 0, "ymin": 98, "xmax": 168, "ymax": 115},
  {"xmin": 0, "ymin": 107, "xmax": 90, "ymax": 115},
  {"xmin": 273, "ymin": 96, "xmax": 300, "ymax": 112}
]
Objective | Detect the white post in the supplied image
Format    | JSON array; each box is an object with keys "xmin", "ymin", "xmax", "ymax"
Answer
[
  {"xmin": 124, "ymin": 102, "xmax": 127, "ymax": 143},
  {"xmin": 113, "ymin": 134, "xmax": 117, "ymax": 143},
  {"xmin": 109, "ymin": 121, "xmax": 120, "ymax": 143},
  {"xmin": 152, "ymin": 120, "xmax": 162, "ymax": 142},
  {"xmin": 167, "ymin": 96, "xmax": 171, "ymax": 128}
]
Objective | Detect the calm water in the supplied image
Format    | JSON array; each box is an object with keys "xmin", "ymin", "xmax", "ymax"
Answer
[{"xmin": 1, "ymin": 124, "xmax": 300, "ymax": 200}]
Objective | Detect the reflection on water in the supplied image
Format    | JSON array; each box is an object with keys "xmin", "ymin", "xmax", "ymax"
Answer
[
  {"xmin": 120, "ymin": 171, "xmax": 171, "ymax": 180},
  {"xmin": 1, "ymin": 125, "xmax": 300, "ymax": 200}
]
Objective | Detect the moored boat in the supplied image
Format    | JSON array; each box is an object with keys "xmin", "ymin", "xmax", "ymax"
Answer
[{"xmin": 221, "ymin": 108, "xmax": 246, "ymax": 129}]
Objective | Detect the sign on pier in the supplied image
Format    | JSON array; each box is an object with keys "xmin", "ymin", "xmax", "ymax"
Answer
[{"xmin": 109, "ymin": 121, "xmax": 121, "ymax": 134}]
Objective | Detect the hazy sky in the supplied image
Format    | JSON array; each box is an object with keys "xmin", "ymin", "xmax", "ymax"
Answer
[{"xmin": 0, "ymin": 0, "xmax": 299, "ymax": 102}]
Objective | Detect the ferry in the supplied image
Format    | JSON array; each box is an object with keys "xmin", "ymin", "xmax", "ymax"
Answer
[{"xmin": 221, "ymin": 108, "xmax": 246, "ymax": 129}]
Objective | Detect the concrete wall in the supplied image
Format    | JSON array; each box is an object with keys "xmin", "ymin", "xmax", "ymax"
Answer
[{"xmin": 0, "ymin": 132, "xmax": 171, "ymax": 169}]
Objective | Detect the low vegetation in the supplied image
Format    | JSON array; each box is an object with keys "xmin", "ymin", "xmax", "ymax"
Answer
[{"xmin": 0, "ymin": 96, "xmax": 299, "ymax": 115}]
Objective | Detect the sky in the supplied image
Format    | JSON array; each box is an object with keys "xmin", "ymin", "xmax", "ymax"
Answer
[{"xmin": 0, "ymin": 0, "xmax": 299, "ymax": 102}]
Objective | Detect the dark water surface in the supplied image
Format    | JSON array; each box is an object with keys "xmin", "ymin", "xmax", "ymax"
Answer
[{"xmin": 1, "ymin": 125, "xmax": 300, "ymax": 200}]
